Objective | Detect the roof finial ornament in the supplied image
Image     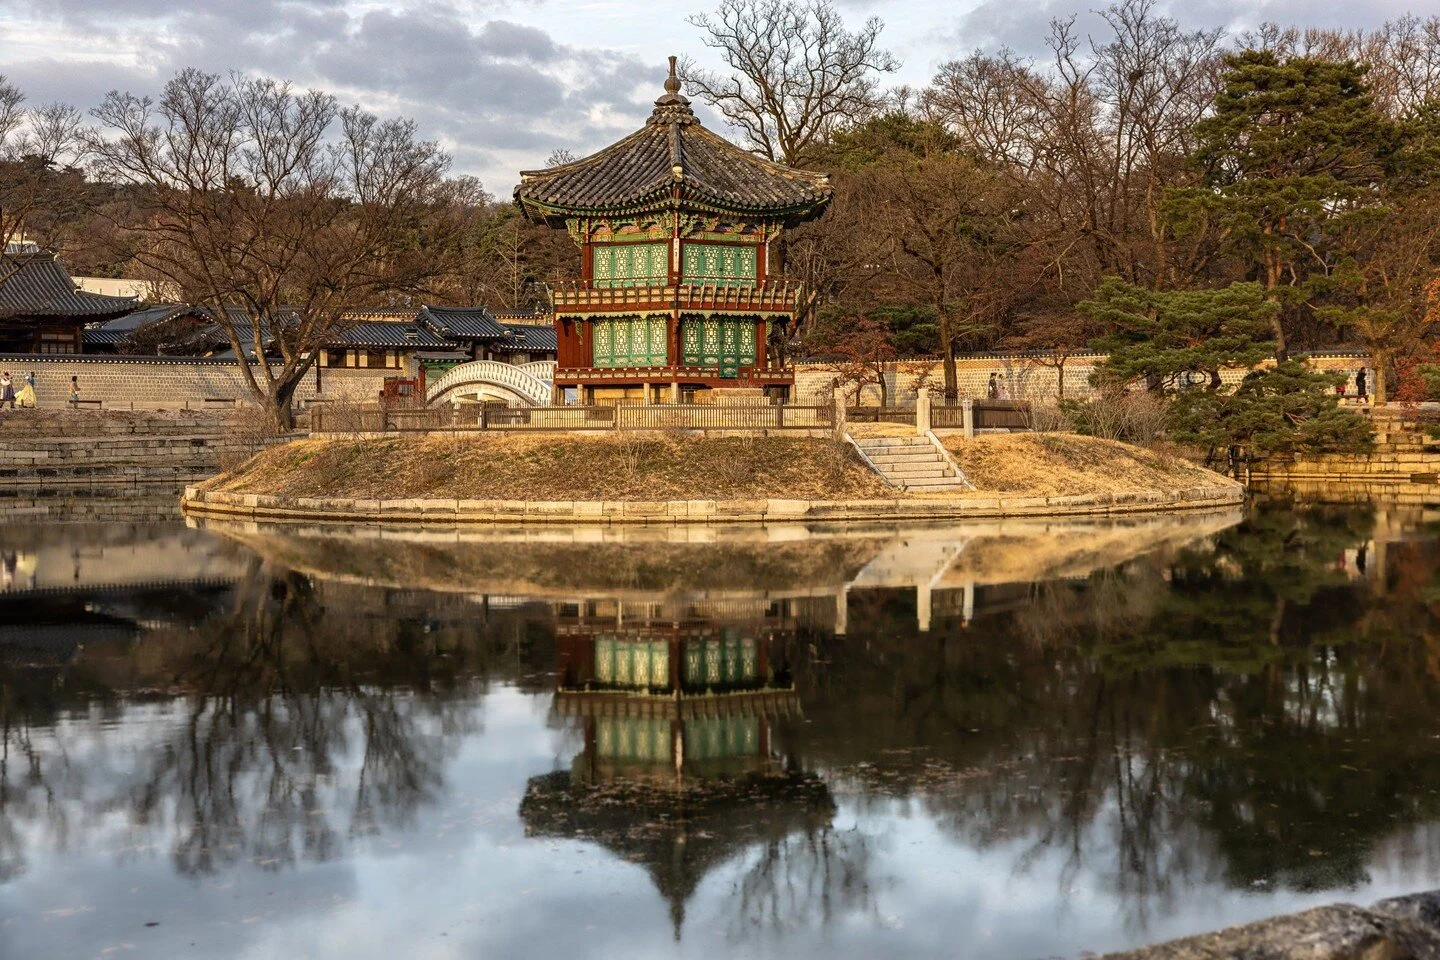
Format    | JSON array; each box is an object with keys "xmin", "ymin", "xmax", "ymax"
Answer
[
  {"xmin": 649, "ymin": 54, "xmax": 694, "ymax": 123},
  {"xmin": 665, "ymin": 55, "xmax": 681, "ymax": 96}
]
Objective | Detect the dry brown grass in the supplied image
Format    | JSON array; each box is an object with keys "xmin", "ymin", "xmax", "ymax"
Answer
[
  {"xmin": 943, "ymin": 433, "xmax": 1235, "ymax": 497},
  {"xmin": 846, "ymin": 422, "xmax": 917, "ymax": 438},
  {"xmin": 203, "ymin": 432, "xmax": 896, "ymax": 501}
]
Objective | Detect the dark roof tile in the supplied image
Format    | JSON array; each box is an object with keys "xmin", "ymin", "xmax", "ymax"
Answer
[
  {"xmin": 418, "ymin": 305, "xmax": 509, "ymax": 341},
  {"xmin": 514, "ymin": 61, "xmax": 830, "ymax": 225},
  {"xmin": 0, "ymin": 254, "xmax": 138, "ymax": 322},
  {"xmin": 499, "ymin": 323, "xmax": 557, "ymax": 352},
  {"xmin": 328, "ymin": 320, "xmax": 450, "ymax": 348}
]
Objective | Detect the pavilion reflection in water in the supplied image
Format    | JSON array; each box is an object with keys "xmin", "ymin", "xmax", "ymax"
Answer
[{"xmin": 522, "ymin": 598, "xmax": 832, "ymax": 936}]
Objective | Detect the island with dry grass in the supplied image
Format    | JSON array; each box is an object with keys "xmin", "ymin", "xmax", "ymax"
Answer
[{"xmin": 181, "ymin": 431, "xmax": 1243, "ymax": 524}]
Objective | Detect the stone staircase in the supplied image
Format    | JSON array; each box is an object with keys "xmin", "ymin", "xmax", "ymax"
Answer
[{"xmin": 851, "ymin": 435, "xmax": 972, "ymax": 492}]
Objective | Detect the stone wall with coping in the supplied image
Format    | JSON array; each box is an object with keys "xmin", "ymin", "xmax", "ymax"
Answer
[
  {"xmin": 1250, "ymin": 416, "xmax": 1440, "ymax": 485},
  {"xmin": 0, "ymin": 355, "xmax": 390, "ymax": 409},
  {"xmin": 181, "ymin": 482, "xmax": 1244, "ymax": 525},
  {"xmin": 793, "ymin": 352, "xmax": 1370, "ymax": 407}
]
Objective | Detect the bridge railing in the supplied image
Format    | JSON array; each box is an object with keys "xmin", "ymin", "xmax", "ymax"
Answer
[
  {"xmin": 312, "ymin": 403, "xmax": 835, "ymax": 434},
  {"xmin": 425, "ymin": 359, "xmax": 552, "ymax": 406}
]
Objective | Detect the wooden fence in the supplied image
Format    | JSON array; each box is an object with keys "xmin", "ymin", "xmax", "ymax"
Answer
[
  {"xmin": 847, "ymin": 405, "xmax": 917, "ymax": 424},
  {"xmin": 848, "ymin": 401, "xmax": 1032, "ymax": 431},
  {"xmin": 312, "ymin": 403, "xmax": 835, "ymax": 434},
  {"xmin": 930, "ymin": 400, "xmax": 1031, "ymax": 431}
]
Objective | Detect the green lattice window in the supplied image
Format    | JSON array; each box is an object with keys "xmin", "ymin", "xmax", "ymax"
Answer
[
  {"xmin": 682, "ymin": 243, "xmax": 757, "ymax": 286},
  {"xmin": 679, "ymin": 316, "xmax": 757, "ymax": 377},
  {"xmin": 592, "ymin": 243, "xmax": 668, "ymax": 288},
  {"xmin": 682, "ymin": 634, "xmax": 758, "ymax": 689},
  {"xmin": 596, "ymin": 717, "xmax": 671, "ymax": 761},
  {"xmin": 594, "ymin": 636, "xmax": 671, "ymax": 690},
  {"xmin": 683, "ymin": 716, "xmax": 760, "ymax": 761},
  {"xmin": 591, "ymin": 316, "xmax": 668, "ymax": 368}
]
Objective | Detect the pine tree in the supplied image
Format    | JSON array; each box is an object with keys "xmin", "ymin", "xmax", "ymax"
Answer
[
  {"xmin": 1166, "ymin": 361, "xmax": 1374, "ymax": 456},
  {"xmin": 1165, "ymin": 51, "xmax": 1396, "ymax": 359},
  {"xmin": 1081, "ymin": 279, "xmax": 1372, "ymax": 459},
  {"xmin": 1082, "ymin": 279, "xmax": 1277, "ymax": 390}
]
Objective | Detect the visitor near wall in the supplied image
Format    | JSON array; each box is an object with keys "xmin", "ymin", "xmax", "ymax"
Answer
[
  {"xmin": 987, "ymin": 373, "xmax": 999, "ymax": 399},
  {"xmin": 0, "ymin": 372, "xmax": 13, "ymax": 409},
  {"xmin": 16, "ymin": 371, "xmax": 36, "ymax": 408},
  {"xmin": 70, "ymin": 375, "xmax": 80, "ymax": 407},
  {"xmin": 1355, "ymin": 368, "xmax": 1368, "ymax": 402}
]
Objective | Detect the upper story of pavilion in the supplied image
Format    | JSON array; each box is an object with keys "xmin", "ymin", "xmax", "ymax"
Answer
[{"xmin": 513, "ymin": 58, "xmax": 832, "ymax": 320}]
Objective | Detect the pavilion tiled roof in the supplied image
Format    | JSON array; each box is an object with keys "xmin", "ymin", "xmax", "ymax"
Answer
[
  {"xmin": 514, "ymin": 58, "xmax": 831, "ymax": 225},
  {"xmin": 0, "ymin": 253, "xmax": 138, "ymax": 322},
  {"xmin": 418, "ymin": 305, "xmax": 509, "ymax": 341}
]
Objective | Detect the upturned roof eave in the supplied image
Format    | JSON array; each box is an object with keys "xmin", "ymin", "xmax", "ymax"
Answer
[{"xmin": 515, "ymin": 188, "xmax": 830, "ymax": 226}]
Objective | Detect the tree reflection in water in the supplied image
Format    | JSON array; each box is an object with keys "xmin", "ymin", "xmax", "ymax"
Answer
[
  {"xmin": 775, "ymin": 505, "xmax": 1440, "ymax": 934},
  {"xmin": 1, "ymin": 504, "xmax": 1440, "ymax": 951},
  {"xmin": 0, "ymin": 553, "xmax": 544, "ymax": 882}
]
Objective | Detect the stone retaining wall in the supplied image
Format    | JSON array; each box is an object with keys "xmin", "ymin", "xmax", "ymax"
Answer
[
  {"xmin": 1, "ymin": 412, "xmax": 236, "ymax": 437},
  {"xmin": 1251, "ymin": 418, "xmax": 1440, "ymax": 485},
  {"xmin": 181, "ymin": 482, "xmax": 1243, "ymax": 525},
  {"xmin": 1, "ymin": 432, "xmax": 296, "ymax": 485},
  {"xmin": 1101, "ymin": 889, "xmax": 1440, "ymax": 959}
]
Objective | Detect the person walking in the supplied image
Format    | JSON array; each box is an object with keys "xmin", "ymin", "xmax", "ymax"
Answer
[
  {"xmin": 0, "ymin": 372, "xmax": 13, "ymax": 410},
  {"xmin": 69, "ymin": 375, "xmax": 80, "ymax": 407},
  {"xmin": 1355, "ymin": 368, "xmax": 1368, "ymax": 403},
  {"xmin": 16, "ymin": 371, "xmax": 36, "ymax": 408},
  {"xmin": 987, "ymin": 372, "xmax": 999, "ymax": 399}
]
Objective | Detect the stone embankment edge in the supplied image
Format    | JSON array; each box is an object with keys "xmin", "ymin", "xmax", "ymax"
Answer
[{"xmin": 180, "ymin": 483, "xmax": 1244, "ymax": 525}]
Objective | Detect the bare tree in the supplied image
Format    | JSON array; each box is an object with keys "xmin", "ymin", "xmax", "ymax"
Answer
[
  {"xmin": 88, "ymin": 69, "xmax": 460, "ymax": 429},
  {"xmin": 925, "ymin": 1, "xmax": 1224, "ymax": 293},
  {"xmin": 873, "ymin": 153, "xmax": 1034, "ymax": 399},
  {"xmin": 682, "ymin": 0, "xmax": 899, "ymax": 167},
  {"xmin": 0, "ymin": 77, "xmax": 87, "ymax": 285}
]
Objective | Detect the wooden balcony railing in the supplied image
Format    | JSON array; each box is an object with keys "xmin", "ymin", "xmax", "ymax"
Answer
[
  {"xmin": 555, "ymin": 365, "xmax": 792, "ymax": 383},
  {"xmin": 548, "ymin": 279, "xmax": 805, "ymax": 313}
]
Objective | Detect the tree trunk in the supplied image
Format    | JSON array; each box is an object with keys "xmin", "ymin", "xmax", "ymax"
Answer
[
  {"xmin": 265, "ymin": 376, "xmax": 302, "ymax": 433},
  {"xmin": 938, "ymin": 311, "xmax": 957, "ymax": 401},
  {"xmin": 1264, "ymin": 250, "xmax": 1288, "ymax": 362},
  {"xmin": 1372, "ymin": 352, "xmax": 1388, "ymax": 406}
]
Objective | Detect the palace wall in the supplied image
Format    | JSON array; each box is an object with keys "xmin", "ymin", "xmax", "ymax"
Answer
[
  {"xmin": 792, "ymin": 353, "xmax": 1369, "ymax": 407},
  {"xmin": 0, "ymin": 351, "xmax": 1373, "ymax": 410},
  {"xmin": 0, "ymin": 355, "xmax": 392, "ymax": 409}
]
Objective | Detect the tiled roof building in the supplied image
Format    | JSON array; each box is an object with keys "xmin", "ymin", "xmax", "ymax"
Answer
[
  {"xmin": 0, "ymin": 253, "xmax": 137, "ymax": 354},
  {"xmin": 512, "ymin": 56, "xmax": 832, "ymax": 404}
]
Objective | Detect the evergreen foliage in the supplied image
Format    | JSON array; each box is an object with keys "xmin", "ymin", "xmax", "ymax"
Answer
[
  {"xmin": 1083, "ymin": 279, "xmax": 1372, "ymax": 455},
  {"xmin": 1084, "ymin": 279, "xmax": 1277, "ymax": 390},
  {"xmin": 1163, "ymin": 51, "xmax": 1397, "ymax": 357},
  {"xmin": 1166, "ymin": 361, "xmax": 1374, "ymax": 455}
]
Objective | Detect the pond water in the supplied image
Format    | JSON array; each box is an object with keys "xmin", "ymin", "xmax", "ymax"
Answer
[{"xmin": 2, "ymin": 501, "xmax": 1440, "ymax": 959}]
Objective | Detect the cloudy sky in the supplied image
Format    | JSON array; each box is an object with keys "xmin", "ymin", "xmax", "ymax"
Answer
[{"xmin": 0, "ymin": 0, "xmax": 1425, "ymax": 193}]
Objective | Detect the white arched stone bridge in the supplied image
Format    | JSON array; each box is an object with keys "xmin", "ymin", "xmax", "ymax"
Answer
[{"xmin": 426, "ymin": 360, "xmax": 555, "ymax": 407}]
